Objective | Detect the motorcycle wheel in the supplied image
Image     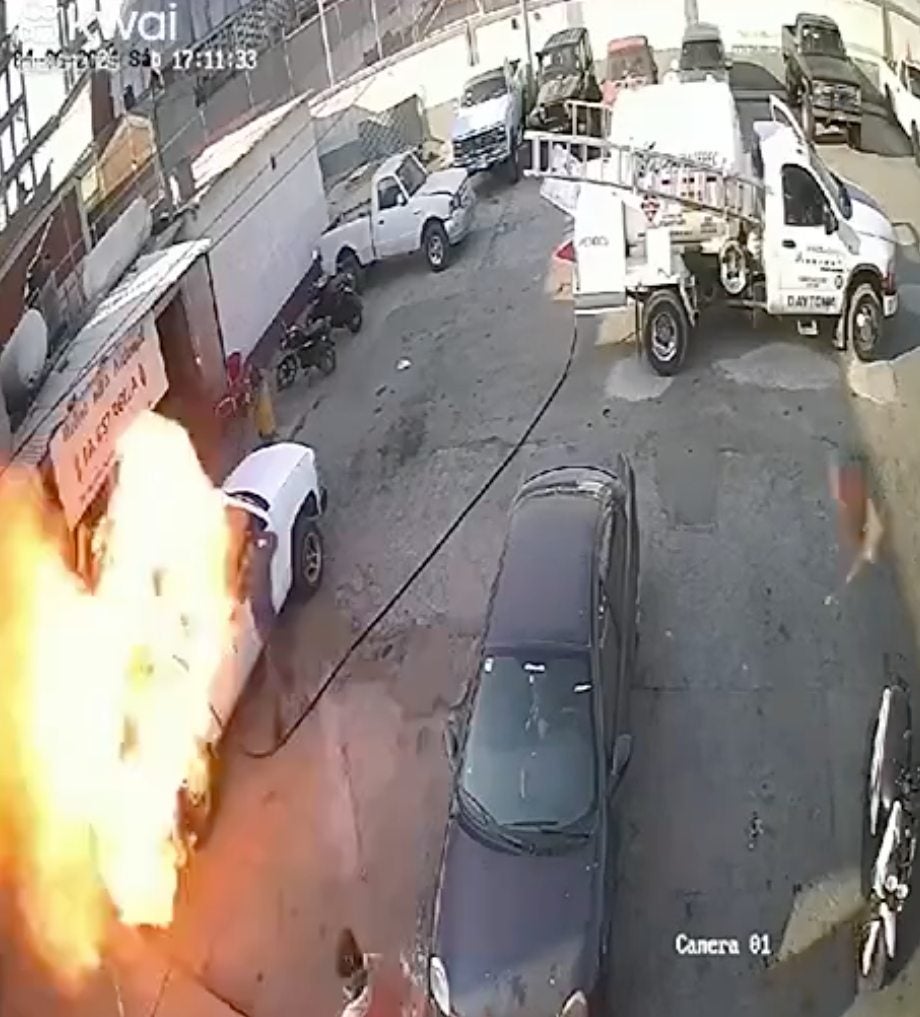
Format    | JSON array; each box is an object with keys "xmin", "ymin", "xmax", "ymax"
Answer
[
  {"xmin": 346, "ymin": 300, "xmax": 363, "ymax": 333},
  {"xmin": 856, "ymin": 917, "xmax": 888, "ymax": 993},
  {"xmin": 318, "ymin": 344, "xmax": 337, "ymax": 375},
  {"xmin": 276, "ymin": 353, "xmax": 299, "ymax": 390}
]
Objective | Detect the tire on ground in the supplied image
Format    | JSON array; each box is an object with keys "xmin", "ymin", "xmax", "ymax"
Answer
[
  {"xmin": 291, "ymin": 514, "xmax": 324, "ymax": 601},
  {"xmin": 641, "ymin": 289, "xmax": 690, "ymax": 376}
]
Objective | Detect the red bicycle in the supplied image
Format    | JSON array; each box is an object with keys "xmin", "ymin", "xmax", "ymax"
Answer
[{"xmin": 215, "ymin": 352, "xmax": 261, "ymax": 420}]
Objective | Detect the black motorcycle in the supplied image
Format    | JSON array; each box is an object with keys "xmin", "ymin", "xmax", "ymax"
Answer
[
  {"xmin": 276, "ymin": 317, "xmax": 336, "ymax": 390},
  {"xmin": 306, "ymin": 251, "xmax": 363, "ymax": 333},
  {"xmin": 858, "ymin": 683, "xmax": 918, "ymax": 991}
]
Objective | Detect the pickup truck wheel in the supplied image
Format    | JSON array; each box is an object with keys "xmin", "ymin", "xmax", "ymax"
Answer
[
  {"xmin": 292, "ymin": 516, "xmax": 324, "ymax": 600},
  {"xmin": 337, "ymin": 250, "xmax": 364, "ymax": 292},
  {"xmin": 423, "ymin": 221, "xmax": 450, "ymax": 272},
  {"xmin": 847, "ymin": 123, "xmax": 862, "ymax": 150},
  {"xmin": 846, "ymin": 282, "xmax": 882, "ymax": 362},
  {"xmin": 884, "ymin": 85, "xmax": 893, "ymax": 114},
  {"xmin": 506, "ymin": 145, "xmax": 521, "ymax": 183},
  {"xmin": 642, "ymin": 290, "xmax": 689, "ymax": 376}
]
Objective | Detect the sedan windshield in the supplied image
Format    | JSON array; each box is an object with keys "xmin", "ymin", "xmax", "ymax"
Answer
[
  {"xmin": 681, "ymin": 40, "xmax": 724, "ymax": 70},
  {"xmin": 458, "ymin": 653, "xmax": 597, "ymax": 831}
]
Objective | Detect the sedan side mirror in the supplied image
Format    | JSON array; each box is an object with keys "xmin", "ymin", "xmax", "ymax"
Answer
[
  {"xmin": 608, "ymin": 733, "xmax": 632, "ymax": 791},
  {"xmin": 443, "ymin": 715, "xmax": 460, "ymax": 767},
  {"xmin": 823, "ymin": 206, "xmax": 838, "ymax": 234}
]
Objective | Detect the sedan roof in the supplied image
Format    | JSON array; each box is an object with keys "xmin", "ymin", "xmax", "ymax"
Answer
[{"xmin": 484, "ymin": 487, "xmax": 602, "ymax": 651}]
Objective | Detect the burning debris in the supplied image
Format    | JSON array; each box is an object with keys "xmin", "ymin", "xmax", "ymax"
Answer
[{"xmin": 0, "ymin": 411, "xmax": 237, "ymax": 988}]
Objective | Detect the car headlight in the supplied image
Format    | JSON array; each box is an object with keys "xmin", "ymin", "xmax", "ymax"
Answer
[
  {"xmin": 559, "ymin": 990, "xmax": 588, "ymax": 1016},
  {"xmin": 429, "ymin": 955, "xmax": 450, "ymax": 1014}
]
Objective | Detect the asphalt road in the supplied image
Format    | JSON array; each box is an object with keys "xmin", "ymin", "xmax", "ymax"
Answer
[{"xmin": 5, "ymin": 49, "xmax": 920, "ymax": 1017}]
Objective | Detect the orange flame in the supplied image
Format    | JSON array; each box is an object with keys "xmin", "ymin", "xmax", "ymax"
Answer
[{"xmin": 0, "ymin": 411, "xmax": 236, "ymax": 987}]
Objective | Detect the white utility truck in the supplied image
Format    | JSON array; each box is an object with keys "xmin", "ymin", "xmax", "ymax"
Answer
[
  {"xmin": 319, "ymin": 150, "xmax": 476, "ymax": 274},
  {"xmin": 878, "ymin": 56, "xmax": 920, "ymax": 161},
  {"xmin": 527, "ymin": 79, "xmax": 898, "ymax": 374}
]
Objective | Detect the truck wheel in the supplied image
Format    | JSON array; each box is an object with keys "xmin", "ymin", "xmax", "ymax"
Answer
[
  {"xmin": 911, "ymin": 125, "xmax": 920, "ymax": 167},
  {"xmin": 642, "ymin": 290, "xmax": 689, "ymax": 376},
  {"xmin": 423, "ymin": 221, "xmax": 450, "ymax": 272},
  {"xmin": 506, "ymin": 143, "xmax": 521, "ymax": 183},
  {"xmin": 846, "ymin": 282, "xmax": 882, "ymax": 362},
  {"xmin": 847, "ymin": 122, "xmax": 862, "ymax": 150},
  {"xmin": 801, "ymin": 95, "xmax": 816, "ymax": 141},
  {"xmin": 292, "ymin": 515, "xmax": 324, "ymax": 600},
  {"xmin": 884, "ymin": 85, "xmax": 893, "ymax": 115}
]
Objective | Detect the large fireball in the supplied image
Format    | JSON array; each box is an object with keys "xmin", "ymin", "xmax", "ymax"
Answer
[{"xmin": 0, "ymin": 411, "xmax": 237, "ymax": 988}]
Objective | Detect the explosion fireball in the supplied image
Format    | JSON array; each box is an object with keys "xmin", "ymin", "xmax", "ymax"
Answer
[{"xmin": 0, "ymin": 411, "xmax": 236, "ymax": 988}]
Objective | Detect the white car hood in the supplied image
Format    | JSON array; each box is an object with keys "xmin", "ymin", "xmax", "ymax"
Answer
[
  {"xmin": 420, "ymin": 167, "xmax": 467, "ymax": 196},
  {"xmin": 452, "ymin": 95, "xmax": 511, "ymax": 140},
  {"xmin": 845, "ymin": 181, "xmax": 896, "ymax": 247}
]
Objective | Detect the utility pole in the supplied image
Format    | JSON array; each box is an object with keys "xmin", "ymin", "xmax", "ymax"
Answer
[
  {"xmin": 318, "ymin": 0, "xmax": 335, "ymax": 86},
  {"xmin": 370, "ymin": 0, "xmax": 383, "ymax": 61},
  {"xmin": 520, "ymin": 0, "xmax": 534, "ymax": 101}
]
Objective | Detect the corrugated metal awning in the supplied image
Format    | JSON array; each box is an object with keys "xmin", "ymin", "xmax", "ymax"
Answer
[{"xmin": 11, "ymin": 238, "xmax": 212, "ymax": 469}]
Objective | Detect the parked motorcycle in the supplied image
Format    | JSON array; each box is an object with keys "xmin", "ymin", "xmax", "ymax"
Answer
[
  {"xmin": 275, "ymin": 317, "xmax": 336, "ymax": 390},
  {"xmin": 858, "ymin": 683, "xmax": 917, "ymax": 991},
  {"xmin": 306, "ymin": 250, "xmax": 363, "ymax": 333}
]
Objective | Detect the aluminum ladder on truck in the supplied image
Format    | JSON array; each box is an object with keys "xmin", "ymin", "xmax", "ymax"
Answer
[{"xmin": 523, "ymin": 120, "xmax": 765, "ymax": 231}]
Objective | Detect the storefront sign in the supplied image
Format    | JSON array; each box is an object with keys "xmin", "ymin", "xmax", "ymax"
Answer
[{"xmin": 50, "ymin": 315, "xmax": 168, "ymax": 528}]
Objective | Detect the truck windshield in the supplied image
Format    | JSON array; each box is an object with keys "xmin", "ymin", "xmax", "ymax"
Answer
[
  {"xmin": 681, "ymin": 40, "xmax": 724, "ymax": 69},
  {"xmin": 541, "ymin": 46, "xmax": 578, "ymax": 77},
  {"xmin": 607, "ymin": 49, "xmax": 652, "ymax": 80},
  {"xmin": 800, "ymin": 25, "xmax": 845, "ymax": 56},
  {"xmin": 808, "ymin": 146, "xmax": 852, "ymax": 219},
  {"xmin": 395, "ymin": 156, "xmax": 426, "ymax": 197},
  {"xmin": 462, "ymin": 73, "xmax": 507, "ymax": 105}
]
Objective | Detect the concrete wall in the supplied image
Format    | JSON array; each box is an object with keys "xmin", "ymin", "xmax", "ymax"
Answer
[{"xmin": 180, "ymin": 99, "xmax": 330, "ymax": 361}]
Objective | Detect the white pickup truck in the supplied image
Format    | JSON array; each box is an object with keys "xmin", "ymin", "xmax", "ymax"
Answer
[
  {"xmin": 450, "ymin": 60, "xmax": 525, "ymax": 181},
  {"xmin": 319, "ymin": 150, "xmax": 476, "ymax": 274},
  {"xmin": 879, "ymin": 56, "xmax": 920, "ymax": 162}
]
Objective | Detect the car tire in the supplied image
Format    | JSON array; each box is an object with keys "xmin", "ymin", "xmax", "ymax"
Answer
[
  {"xmin": 179, "ymin": 742, "xmax": 221, "ymax": 853},
  {"xmin": 642, "ymin": 289, "xmax": 690, "ymax": 376},
  {"xmin": 317, "ymin": 342, "xmax": 337, "ymax": 375},
  {"xmin": 292, "ymin": 515, "xmax": 324, "ymax": 601},
  {"xmin": 506, "ymin": 142, "xmax": 521, "ymax": 183},
  {"xmin": 911, "ymin": 124, "xmax": 920, "ymax": 167},
  {"xmin": 846, "ymin": 282, "xmax": 882, "ymax": 362},
  {"xmin": 345, "ymin": 297, "xmax": 363, "ymax": 333},
  {"xmin": 884, "ymin": 85, "xmax": 893, "ymax": 115},
  {"xmin": 847, "ymin": 122, "xmax": 862, "ymax": 150},
  {"xmin": 423, "ymin": 221, "xmax": 450, "ymax": 272},
  {"xmin": 337, "ymin": 249, "xmax": 365, "ymax": 292}
]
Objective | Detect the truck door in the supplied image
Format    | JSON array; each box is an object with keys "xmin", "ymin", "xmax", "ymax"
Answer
[
  {"xmin": 775, "ymin": 163, "xmax": 847, "ymax": 316},
  {"xmin": 374, "ymin": 175, "xmax": 415, "ymax": 257},
  {"xmin": 769, "ymin": 93, "xmax": 808, "ymax": 146},
  {"xmin": 209, "ymin": 505, "xmax": 272, "ymax": 734}
]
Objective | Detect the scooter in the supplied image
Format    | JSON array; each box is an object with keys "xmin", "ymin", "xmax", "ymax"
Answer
[
  {"xmin": 858, "ymin": 683, "xmax": 917, "ymax": 991},
  {"xmin": 275, "ymin": 317, "xmax": 336, "ymax": 391}
]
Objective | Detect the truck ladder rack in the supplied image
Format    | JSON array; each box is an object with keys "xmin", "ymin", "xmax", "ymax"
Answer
[{"xmin": 524, "ymin": 127, "xmax": 764, "ymax": 226}]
